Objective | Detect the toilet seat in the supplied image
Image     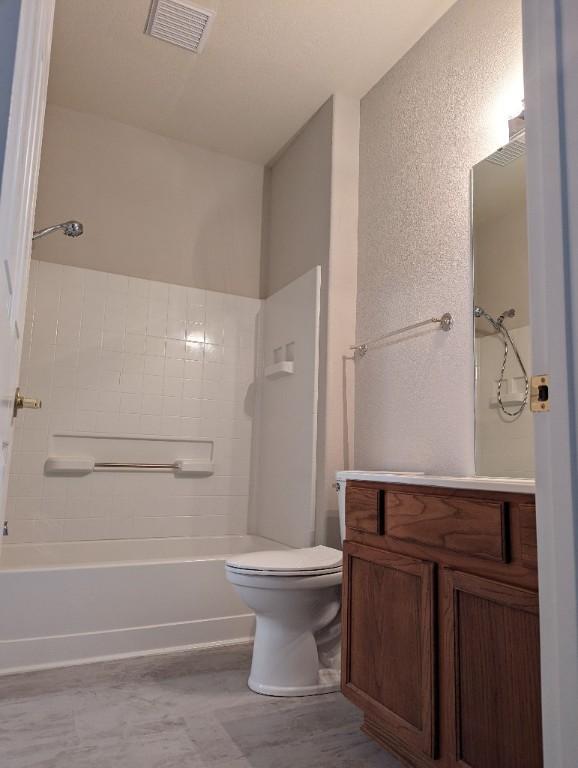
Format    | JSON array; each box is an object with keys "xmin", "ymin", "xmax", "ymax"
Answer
[{"xmin": 225, "ymin": 545, "xmax": 342, "ymax": 577}]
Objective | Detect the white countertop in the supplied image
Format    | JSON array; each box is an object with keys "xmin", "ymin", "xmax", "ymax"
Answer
[{"xmin": 336, "ymin": 471, "xmax": 535, "ymax": 495}]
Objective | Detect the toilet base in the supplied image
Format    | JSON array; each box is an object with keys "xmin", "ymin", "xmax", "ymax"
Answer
[
  {"xmin": 248, "ymin": 667, "xmax": 340, "ymax": 697},
  {"xmin": 225, "ymin": 566, "xmax": 342, "ymax": 698}
]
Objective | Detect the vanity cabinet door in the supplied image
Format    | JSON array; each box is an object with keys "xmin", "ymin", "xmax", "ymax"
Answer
[
  {"xmin": 342, "ymin": 541, "xmax": 436, "ymax": 759},
  {"xmin": 441, "ymin": 569, "xmax": 542, "ymax": 768}
]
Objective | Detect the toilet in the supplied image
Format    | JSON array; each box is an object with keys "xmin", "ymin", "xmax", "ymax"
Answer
[{"xmin": 225, "ymin": 482, "xmax": 347, "ymax": 697}]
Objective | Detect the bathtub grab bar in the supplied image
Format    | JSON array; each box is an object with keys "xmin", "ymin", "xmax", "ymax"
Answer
[
  {"xmin": 95, "ymin": 461, "xmax": 178, "ymax": 469},
  {"xmin": 44, "ymin": 457, "xmax": 214, "ymax": 475},
  {"xmin": 95, "ymin": 460, "xmax": 214, "ymax": 475}
]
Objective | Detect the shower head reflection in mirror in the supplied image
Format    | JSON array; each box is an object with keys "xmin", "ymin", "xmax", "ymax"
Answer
[{"xmin": 474, "ymin": 305, "xmax": 529, "ymax": 417}]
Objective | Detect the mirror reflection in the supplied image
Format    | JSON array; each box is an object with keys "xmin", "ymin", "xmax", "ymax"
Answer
[{"xmin": 473, "ymin": 136, "xmax": 533, "ymax": 478}]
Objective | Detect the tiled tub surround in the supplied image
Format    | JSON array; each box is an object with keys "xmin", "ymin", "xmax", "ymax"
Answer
[{"xmin": 6, "ymin": 260, "xmax": 260, "ymax": 545}]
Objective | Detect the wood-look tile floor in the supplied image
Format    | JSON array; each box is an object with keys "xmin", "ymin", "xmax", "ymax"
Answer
[{"xmin": 0, "ymin": 644, "xmax": 401, "ymax": 767}]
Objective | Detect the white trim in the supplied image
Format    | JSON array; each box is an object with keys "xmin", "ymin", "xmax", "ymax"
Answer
[
  {"xmin": 0, "ymin": 0, "xmax": 55, "ymax": 519},
  {"xmin": 0, "ymin": 0, "xmax": 54, "ymax": 330},
  {"xmin": 0, "ymin": 637, "xmax": 252, "ymax": 678},
  {"xmin": 0, "ymin": 614, "xmax": 255, "ymax": 675},
  {"xmin": 523, "ymin": 1, "xmax": 578, "ymax": 765}
]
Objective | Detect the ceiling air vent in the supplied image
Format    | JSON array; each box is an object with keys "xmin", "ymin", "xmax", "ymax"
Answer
[
  {"xmin": 145, "ymin": 0, "xmax": 216, "ymax": 53},
  {"xmin": 485, "ymin": 134, "xmax": 526, "ymax": 167}
]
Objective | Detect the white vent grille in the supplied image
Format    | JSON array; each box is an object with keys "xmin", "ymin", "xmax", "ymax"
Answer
[
  {"xmin": 485, "ymin": 134, "xmax": 526, "ymax": 167},
  {"xmin": 145, "ymin": 0, "xmax": 215, "ymax": 53}
]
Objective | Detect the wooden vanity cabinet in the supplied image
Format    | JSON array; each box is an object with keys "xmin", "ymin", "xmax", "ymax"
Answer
[
  {"xmin": 341, "ymin": 481, "xmax": 542, "ymax": 768},
  {"xmin": 441, "ymin": 569, "xmax": 542, "ymax": 768},
  {"xmin": 342, "ymin": 542, "xmax": 436, "ymax": 759}
]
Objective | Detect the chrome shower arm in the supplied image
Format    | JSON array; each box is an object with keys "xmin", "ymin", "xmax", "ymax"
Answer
[
  {"xmin": 32, "ymin": 220, "xmax": 83, "ymax": 241},
  {"xmin": 32, "ymin": 223, "xmax": 66, "ymax": 240}
]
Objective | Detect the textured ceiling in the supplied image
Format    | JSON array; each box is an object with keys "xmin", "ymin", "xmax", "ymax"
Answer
[{"xmin": 47, "ymin": 0, "xmax": 457, "ymax": 163}]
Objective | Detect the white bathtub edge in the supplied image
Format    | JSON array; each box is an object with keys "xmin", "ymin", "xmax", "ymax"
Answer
[{"xmin": 0, "ymin": 613, "xmax": 255, "ymax": 676}]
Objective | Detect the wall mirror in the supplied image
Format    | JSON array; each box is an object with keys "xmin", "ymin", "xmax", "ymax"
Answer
[{"xmin": 472, "ymin": 134, "xmax": 534, "ymax": 478}]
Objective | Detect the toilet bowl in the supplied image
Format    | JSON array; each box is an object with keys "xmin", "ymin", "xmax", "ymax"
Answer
[{"xmin": 225, "ymin": 545, "xmax": 343, "ymax": 696}]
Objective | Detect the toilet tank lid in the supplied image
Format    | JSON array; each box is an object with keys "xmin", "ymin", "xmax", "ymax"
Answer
[{"xmin": 225, "ymin": 545, "xmax": 342, "ymax": 573}]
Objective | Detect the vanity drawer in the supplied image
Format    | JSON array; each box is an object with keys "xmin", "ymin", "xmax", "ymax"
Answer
[
  {"xmin": 518, "ymin": 504, "xmax": 538, "ymax": 568},
  {"xmin": 385, "ymin": 491, "xmax": 507, "ymax": 562},
  {"xmin": 346, "ymin": 485, "xmax": 383, "ymax": 535}
]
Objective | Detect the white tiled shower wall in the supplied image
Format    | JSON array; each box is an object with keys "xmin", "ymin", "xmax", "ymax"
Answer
[{"xmin": 6, "ymin": 260, "xmax": 260, "ymax": 544}]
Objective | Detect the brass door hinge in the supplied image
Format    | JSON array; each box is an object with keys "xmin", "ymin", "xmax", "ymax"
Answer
[{"xmin": 530, "ymin": 375, "xmax": 550, "ymax": 412}]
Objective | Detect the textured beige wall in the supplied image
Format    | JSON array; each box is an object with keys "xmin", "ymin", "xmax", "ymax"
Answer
[
  {"xmin": 262, "ymin": 99, "xmax": 333, "ymax": 297},
  {"xmin": 262, "ymin": 96, "xmax": 359, "ymax": 547},
  {"xmin": 317, "ymin": 95, "xmax": 359, "ymax": 547},
  {"xmin": 261, "ymin": 99, "xmax": 333, "ymax": 545},
  {"xmin": 356, "ymin": 0, "xmax": 523, "ymax": 474},
  {"xmin": 33, "ymin": 105, "xmax": 264, "ymax": 297}
]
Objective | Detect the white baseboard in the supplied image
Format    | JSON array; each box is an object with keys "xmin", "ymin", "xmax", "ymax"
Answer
[{"xmin": 0, "ymin": 613, "xmax": 255, "ymax": 676}]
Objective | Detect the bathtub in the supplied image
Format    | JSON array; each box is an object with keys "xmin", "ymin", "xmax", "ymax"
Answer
[{"xmin": 0, "ymin": 535, "xmax": 288, "ymax": 674}]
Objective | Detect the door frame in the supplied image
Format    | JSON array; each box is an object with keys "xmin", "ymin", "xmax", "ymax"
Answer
[
  {"xmin": 0, "ymin": 0, "xmax": 54, "ymax": 333},
  {"xmin": 523, "ymin": 0, "xmax": 578, "ymax": 765},
  {"xmin": 1, "ymin": 1, "xmax": 578, "ymax": 764},
  {"xmin": 0, "ymin": 0, "xmax": 54, "ymax": 518}
]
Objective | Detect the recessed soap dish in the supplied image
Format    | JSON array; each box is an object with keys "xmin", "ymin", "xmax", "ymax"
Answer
[{"xmin": 265, "ymin": 361, "xmax": 295, "ymax": 379}]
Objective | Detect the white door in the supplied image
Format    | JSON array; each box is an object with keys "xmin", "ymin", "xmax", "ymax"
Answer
[
  {"xmin": 0, "ymin": 0, "xmax": 55, "ymax": 521},
  {"xmin": 523, "ymin": 0, "xmax": 578, "ymax": 765}
]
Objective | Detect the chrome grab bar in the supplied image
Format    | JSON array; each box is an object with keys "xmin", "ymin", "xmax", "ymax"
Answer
[
  {"xmin": 351, "ymin": 312, "xmax": 454, "ymax": 357},
  {"xmin": 94, "ymin": 462, "xmax": 178, "ymax": 469},
  {"xmin": 44, "ymin": 456, "xmax": 215, "ymax": 475}
]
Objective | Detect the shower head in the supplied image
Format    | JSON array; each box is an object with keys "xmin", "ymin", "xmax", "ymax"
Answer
[
  {"xmin": 474, "ymin": 306, "xmax": 516, "ymax": 325},
  {"xmin": 62, "ymin": 220, "xmax": 83, "ymax": 238},
  {"xmin": 32, "ymin": 220, "xmax": 84, "ymax": 241},
  {"xmin": 497, "ymin": 308, "xmax": 516, "ymax": 325}
]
